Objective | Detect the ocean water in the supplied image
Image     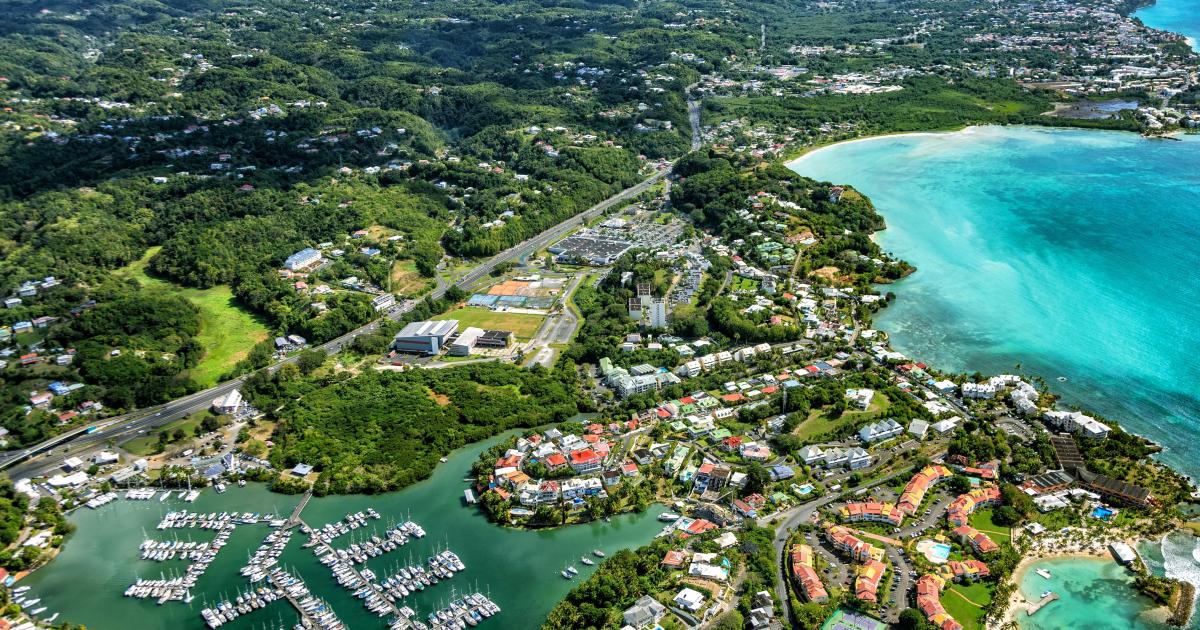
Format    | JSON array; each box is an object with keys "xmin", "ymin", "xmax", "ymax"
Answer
[
  {"xmin": 18, "ymin": 432, "xmax": 668, "ymax": 630},
  {"xmin": 790, "ymin": 126, "xmax": 1200, "ymax": 483},
  {"xmin": 789, "ymin": 125, "xmax": 1200, "ymax": 626},
  {"xmin": 1135, "ymin": 0, "xmax": 1200, "ymax": 52},
  {"xmin": 1017, "ymin": 557, "xmax": 1169, "ymax": 630}
]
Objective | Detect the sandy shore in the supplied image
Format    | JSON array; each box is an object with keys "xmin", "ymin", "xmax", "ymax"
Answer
[
  {"xmin": 996, "ymin": 531, "xmax": 1150, "ymax": 628},
  {"xmin": 785, "ymin": 128, "xmax": 976, "ymax": 168}
]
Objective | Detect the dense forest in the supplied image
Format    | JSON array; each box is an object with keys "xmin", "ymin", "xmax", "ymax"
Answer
[{"xmin": 242, "ymin": 362, "xmax": 582, "ymax": 494}]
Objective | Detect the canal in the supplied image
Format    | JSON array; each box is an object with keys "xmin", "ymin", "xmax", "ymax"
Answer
[{"xmin": 18, "ymin": 431, "xmax": 668, "ymax": 630}]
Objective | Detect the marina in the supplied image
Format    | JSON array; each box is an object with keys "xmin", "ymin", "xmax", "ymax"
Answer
[{"xmin": 19, "ymin": 432, "xmax": 668, "ymax": 630}]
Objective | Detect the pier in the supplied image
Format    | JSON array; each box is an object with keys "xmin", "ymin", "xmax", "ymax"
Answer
[
  {"xmin": 287, "ymin": 490, "xmax": 314, "ymax": 528},
  {"xmin": 1026, "ymin": 591, "xmax": 1059, "ymax": 616}
]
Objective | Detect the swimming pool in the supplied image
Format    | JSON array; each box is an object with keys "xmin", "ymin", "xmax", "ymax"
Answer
[
  {"xmin": 1092, "ymin": 506, "xmax": 1115, "ymax": 519},
  {"xmin": 917, "ymin": 539, "xmax": 953, "ymax": 564}
]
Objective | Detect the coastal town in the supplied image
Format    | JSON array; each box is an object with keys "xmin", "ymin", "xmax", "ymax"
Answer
[{"xmin": 0, "ymin": 0, "xmax": 1198, "ymax": 627}]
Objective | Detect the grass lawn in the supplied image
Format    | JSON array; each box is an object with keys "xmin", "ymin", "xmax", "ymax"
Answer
[
  {"xmin": 730, "ymin": 276, "xmax": 759, "ymax": 292},
  {"xmin": 943, "ymin": 581, "xmax": 992, "ymax": 630},
  {"xmin": 969, "ymin": 508, "xmax": 1013, "ymax": 540},
  {"xmin": 123, "ymin": 411, "xmax": 211, "ymax": 456},
  {"xmin": 794, "ymin": 392, "xmax": 891, "ymax": 441},
  {"xmin": 390, "ymin": 260, "xmax": 431, "ymax": 295},
  {"xmin": 114, "ymin": 247, "xmax": 271, "ymax": 387},
  {"xmin": 433, "ymin": 306, "xmax": 545, "ymax": 339}
]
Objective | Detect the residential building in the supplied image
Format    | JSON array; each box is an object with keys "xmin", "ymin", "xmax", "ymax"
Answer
[
  {"xmin": 845, "ymin": 388, "xmax": 874, "ymax": 410},
  {"xmin": 1044, "ymin": 410, "xmax": 1111, "ymax": 440},
  {"xmin": 855, "ymin": 559, "xmax": 886, "ymax": 603},
  {"xmin": 622, "ymin": 595, "xmax": 666, "ymax": 629},
  {"xmin": 858, "ymin": 419, "xmax": 903, "ymax": 443}
]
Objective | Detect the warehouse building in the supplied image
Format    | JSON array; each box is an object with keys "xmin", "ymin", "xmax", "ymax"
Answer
[{"xmin": 392, "ymin": 320, "xmax": 459, "ymax": 355}]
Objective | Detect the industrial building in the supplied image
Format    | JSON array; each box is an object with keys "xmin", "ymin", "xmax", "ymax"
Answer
[{"xmin": 392, "ymin": 320, "xmax": 459, "ymax": 355}]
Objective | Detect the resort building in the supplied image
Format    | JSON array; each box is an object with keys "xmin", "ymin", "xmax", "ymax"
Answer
[
  {"xmin": 916, "ymin": 574, "xmax": 963, "ymax": 630},
  {"xmin": 1044, "ymin": 410, "xmax": 1111, "ymax": 440},
  {"xmin": 854, "ymin": 559, "xmax": 886, "ymax": 603},
  {"xmin": 790, "ymin": 544, "xmax": 829, "ymax": 603},
  {"xmin": 840, "ymin": 501, "xmax": 904, "ymax": 527},
  {"xmin": 946, "ymin": 486, "xmax": 1002, "ymax": 527},
  {"xmin": 953, "ymin": 525, "xmax": 999, "ymax": 554},
  {"xmin": 898, "ymin": 465, "xmax": 953, "ymax": 515},
  {"xmin": 944, "ymin": 559, "xmax": 990, "ymax": 582},
  {"xmin": 1077, "ymin": 469, "xmax": 1153, "ymax": 507},
  {"xmin": 825, "ymin": 525, "xmax": 880, "ymax": 562}
]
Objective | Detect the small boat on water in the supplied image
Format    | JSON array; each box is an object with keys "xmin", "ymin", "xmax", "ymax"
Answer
[
  {"xmin": 560, "ymin": 570, "xmax": 573, "ymax": 579},
  {"xmin": 23, "ymin": 599, "xmax": 40, "ymax": 606},
  {"xmin": 658, "ymin": 512, "xmax": 680, "ymax": 522},
  {"xmin": 1057, "ymin": 376, "xmax": 1068, "ymax": 382},
  {"xmin": 1040, "ymin": 590, "xmax": 1054, "ymax": 599},
  {"xmin": 1036, "ymin": 568, "xmax": 1052, "ymax": 579},
  {"xmin": 30, "ymin": 607, "xmax": 46, "ymax": 615},
  {"xmin": 565, "ymin": 565, "xmax": 578, "ymax": 576},
  {"xmin": 439, "ymin": 457, "xmax": 449, "ymax": 463},
  {"xmin": 593, "ymin": 549, "xmax": 605, "ymax": 558},
  {"xmin": 13, "ymin": 586, "xmax": 30, "ymax": 594},
  {"xmin": 580, "ymin": 557, "xmax": 594, "ymax": 565},
  {"xmin": 1192, "ymin": 547, "xmax": 1200, "ymax": 564},
  {"xmin": 45, "ymin": 613, "xmax": 58, "ymax": 623}
]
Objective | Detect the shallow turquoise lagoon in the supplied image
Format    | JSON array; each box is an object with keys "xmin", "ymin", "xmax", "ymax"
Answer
[{"xmin": 791, "ymin": 126, "xmax": 1200, "ymax": 484}]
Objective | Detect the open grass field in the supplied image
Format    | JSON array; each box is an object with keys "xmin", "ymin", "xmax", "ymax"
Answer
[
  {"xmin": 730, "ymin": 276, "xmax": 759, "ymax": 292},
  {"xmin": 432, "ymin": 306, "xmax": 545, "ymax": 339},
  {"xmin": 114, "ymin": 247, "xmax": 271, "ymax": 386},
  {"xmin": 390, "ymin": 260, "xmax": 431, "ymax": 295},
  {"xmin": 794, "ymin": 391, "xmax": 891, "ymax": 440},
  {"xmin": 969, "ymin": 508, "xmax": 1013, "ymax": 540},
  {"xmin": 943, "ymin": 581, "xmax": 992, "ymax": 630}
]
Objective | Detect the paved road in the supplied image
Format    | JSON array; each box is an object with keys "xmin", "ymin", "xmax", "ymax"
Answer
[
  {"xmin": 1, "ymin": 168, "xmax": 670, "ymax": 479},
  {"xmin": 765, "ymin": 449, "xmax": 947, "ymax": 625}
]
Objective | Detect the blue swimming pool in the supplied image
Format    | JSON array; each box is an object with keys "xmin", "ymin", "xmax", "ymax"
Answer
[
  {"xmin": 930, "ymin": 543, "xmax": 952, "ymax": 563},
  {"xmin": 1092, "ymin": 506, "xmax": 1115, "ymax": 519}
]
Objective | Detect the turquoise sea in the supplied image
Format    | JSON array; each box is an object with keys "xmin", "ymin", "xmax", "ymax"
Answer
[
  {"xmin": 1017, "ymin": 557, "xmax": 1169, "ymax": 630},
  {"xmin": 790, "ymin": 124, "xmax": 1200, "ymax": 626},
  {"xmin": 1135, "ymin": 0, "xmax": 1200, "ymax": 52},
  {"xmin": 790, "ymin": 126, "xmax": 1200, "ymax": 483}
]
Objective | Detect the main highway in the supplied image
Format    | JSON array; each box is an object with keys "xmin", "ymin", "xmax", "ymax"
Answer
[{"xmin": 0, "ymin": 166, "xmax": 669, "ymax": 480}]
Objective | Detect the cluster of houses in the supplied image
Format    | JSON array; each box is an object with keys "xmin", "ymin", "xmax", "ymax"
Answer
[
  {"xmin": 600, "ymin": 359, "xmax": 682, "ymax": 399},
  {"xmin": 3, "ymin": 276, "xmax": 61, "ymax": 310},
  {"xmin": 484, "ymin": 425, "xmax": 643, "ymax": 509}
]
